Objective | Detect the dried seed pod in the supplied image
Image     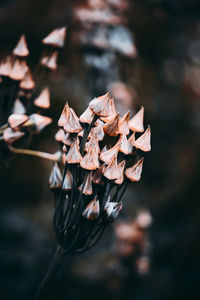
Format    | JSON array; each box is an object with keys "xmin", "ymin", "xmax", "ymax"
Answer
[
  {"xmin": 118, "ymin": 111, "xmax": 130, "ymax": 135},
  {"xmin": 41, "ymin": 51, "xmax": 58, "ymax": 70},
  {"xmin": 103, "ymin": 155, "xmax": 120, "ymax": 180},
  {"xmin": 100, "ymin": 143, "xmax": 119, "ymax": 163},
  {"xmin": 92, "ymin": 164, "xmax": 105, "ymax": 185},
  {"xmin": 62, "ymin": 167, "xmax": 73, "ymax": 191},
  {"xmin": 63, "ymin": 132, "xmax": 73, "ymax": 146},
  {"xmin": 19, "ymin": 69, "xmax": 35, "ymax": 90},
  {"xmin": 129, "ymin": 107, "xmax": 144, "ymax": 133},
  {"xmin": 29, "ymin": 114, "xmax": 52, "ymax": 132},
  {"xmin": 134, "ymin": 125, "xmax": 151, "ymax": 152},
  {"xmin": 58, "ymin": 103, "xmax": 67, "ymax": 127},
  {"xmin": 55, "ymin": 129, "xmax": 65, "ymax": 142},
  {"xmin": 104, "ymin": 201, "xmax": 122, "ymax": 222},
  {"xmin": 85, "ymin": 131, "xmax": 100, "ymax": 153},
  {"xmin": 49, "ymin": 162, "xmax": 62, "ymax": 189},
  {"xmin": 82, "ymin": 196, "xmax": 100, "ymax": 220},
  {"xmin": 78, "ymin": 171, "xmax": 93, "ymax": 195},
  {"xmin": 127, "ymin": 132, "xmax": 135, "ymax": 154},
  {"xmin": 101, "ymin": 96, "xmax": 117, "ymax": 122},
  {"xmin": 3, "ymin": 127, "xmax": 25, "ymax": 144},
  {"xmin": 103, "ymin": 113, "xmax": 119, "ymax": 136},
  {"xmin": 8, "ymin": 114, "xmax": 29, "ymax": 130},
  {"xmin": 9, "ymin": 59, "xmax": 28, "ymax": 81},
  {"xmin": 34, "ymin": 87, "xmax": 50, "ymax": 109},
  {"xmin": 12, "ymin": 99, "xmax": 26, "ymax": 114},
  {"xmin": 125, "ymin": 158, "xmax": 144, "ymax": 182},
  {"xmin": 118, "ymin": 133, "xmax": 129, "ymax": 155},
  {"xmin": 63, "ymin": 104, "xmax": 82, "ymax": 133},
  {"xmin": 80, "ymin": 147, "xmax": 99, "ymax": 170},
  {"xmin": 42, "ymin": 27, "xmax": 67, "ymax": 48},
  {"xmin": 65, "ymin": 137, "xmax": 82, "ymax": 164},
  {"xmin": 79, "ymin": 107, "xmax": 95, "ymax": 124},
  {"xmin": 89, "ymin": 119, "xmax": 104, "ymax": 141},
  {"xmin": 115, "ymin": 160, "xmax": 126, "ymax": 184},
  {"xmin": 13, "ymin": 35, "xmax": 29, "ymax": 57},
  {"xmin": 89, "ymin": 91, "xmax": 112, "ymax": 117}
]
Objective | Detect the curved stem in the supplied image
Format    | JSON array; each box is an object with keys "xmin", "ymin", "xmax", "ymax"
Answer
[
  {"xmin": 8, "ymin": 145, "xmax": 61, "ymax": 162},
  {"xmin": 34, "ymin": 245, "xmax": 65, "ymax": 300}
]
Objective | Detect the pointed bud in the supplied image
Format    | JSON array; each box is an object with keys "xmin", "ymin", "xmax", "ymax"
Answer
[
  {"xmin": 19, "ymin": 69, "xmax": 35, "ymax": 90},
  {"xmin": 79, "ymin": 107, "xmax": 95, "ymax": 124},
  {"xmin": 100, "ymin": 143, "xmax": 119, "ymax": 163},
  {"xmin": 55, "ymin": 129, "xmax": 65, "ymax": 142},
  {"xmin": 118, "ymin": 111, "xmax": 130, "ymax": 135},
  {"xmin": 125, "ymin": 158, "xmax": 144, "ymax": 182},
  {"xmin": 129, "ymin": 107, "xmax": 144, "ymax": 133},
  {"xmin": 82, "ymin": 196, "xmax": 100, "ymax": 220},
  {"xmin": 13, "ymin": 35, "xmax": 29, "ymax": 57},
  {"xmin": 63, "ymin": 104, "xmax": 82, "ymax": 133},
  {"xmin": 103, "ymin": 155, "xmax": 120, "ymax": 180},
  {"xmin": 65, "ymin": 137, "xmax": 82, "ymax": 164},
  {"xmin": 9, "ymin": 59, "xmax": 28, "ymax": 81},
  {"xmin": 101, "ymin": 96, "xmax": 117, "ymax": 122},
  {"xmin": 49, "ymin": 162, "xmax": 62, "ymax": 189},
  {"xmin": 104, "ymin": 201, "xmax": 122, "ymax": 222},
  {"xmin": 89, "ymin": 92, "xmax": 112, "ymax": 117},
  {"xmin": 92, "ymin": 164, "xmax": 105, "ymax": 185},
  {"xmin": 8, "ymin": 114, "xmax": 29, "ymax": 130},
  {"xmin": 134, "ymin": 125, "xmax": 151, "ymax": 152},
  {"xmin": 12, "ymin": 99, "xmax": 26, "ymax": 114},
  {"xmin": 62, "ymin": 167, "xmax": 73, "ymax": 191},
  {"xmin": 41, "ymin": 51, "xmax": 58, "ymax": 70},
  {"xmin": 0, "ymin": 56, "xmax": 12, "ymax": 77},
  {"xmin": 127, "ymin": 133, "xmax": 135, "ymax": 154},
  {"xmin": 3, "ymin": 127, "xmax": 25, "ymax": 144},
  {"xmin": 63, "ymin": 132, "xmax": 73, "ymax": 146},
  {"xmin": 115, "ymin": 160, "xmax": 126, "ymax": 185},
  {"xmin": 118, "ymin": 133, "xmax": 129, "ymax": 155},
  {"xmin": 42, "ymin": 27, "xmax": 67, "ymax": 48},
  {"xmin": 84, "ymin": 131, "xmax": 100, "ymax": 153},
  {"xmin": 78, "ymin": 172, "xmax": 93, "ymax": 195},
  {"xmin": 29, "ymin": 114, "xmax": 52, "ymax": 132},
  {"xmin": 103, "ymin": 113, "xmax": 119, "ymax": 137},
  {"xmin": 34, "ymin": 87, "xmax": 50, "ymax": 109},
  {"xmin": 58, "ymin": 103, "xmax": 67, "ymax": 127},
  {"xmin": 80, "ymin": 147, "xmax": 99, "ymax": 170}
]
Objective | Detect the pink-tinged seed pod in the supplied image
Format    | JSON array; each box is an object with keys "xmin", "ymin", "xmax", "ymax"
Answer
[
  {"xmin": 49, "ymin": 162, "xmax": 62, "ymax": 189},
  {"xmin": 62, "ymin": 167, "xmax": 73, "ymax": 191},
  {"xmin": 100, "ymin": 143, "xmax": 119, "ymax": 163},
  {"xmin": 3, "ymin": 127, "xmax": 25, "ymax": 144},
  {"xmin": 63, "ymin": 104, "xmax": 82, "ymax": 133},
  {"xmin": 118, "ymin": 111, "xmax": 130, "ymax": 135},
  {"xmin": 104, "ymin": 201, "xmax": 122, "ymax": 222},
  {"xmin": 78, "ymin": 171, "xmax": 93, "ymax": 195},
  {"xmin": 65, "ymin": 137, "xmax": 82, "ymax": 164},
  {"xmin": 103, "ymin": 155, "xmax": 121, "ymax": 180},
  {"xmin": 89, "ymin": 92, "xmax": 112, "ymax": 117},
  {"xmin": 82, "ymin": 196, "xmax": 100, "ymax": 220},
  {"xmin": 42, "ymin": 27, "xmax": 67, "ymax": 48},
  {"xmin": 8, "ymin": 114, "xmax": 29, "ymax": 130},
  {"xmin": 58, "ymin": 103, "xmax": 67, "ymax": 127},
  {"xmin": 12, "ymin": 99, "xmax": 26, "ymax": 115},
  {"xmin": 115, "ymin": 160, "xmax": 126, "ymax": 185},
  {"xmin": 118, "ymin": 133, "xmax": 129, "ymax": 155},
  {"xmin": 85, "ymin": 131, "xmax": 100, "ymax": 153},
  {"xmin": 79, "ymin": 106, "xmax": 95, "ymax": 124},
  {"xmin": 41, "ymin": 51, "xmax": 58, "ymax": 70},
  {"xmin": 34, "ymin": 87, "xmax": 50, "ymax": 109},
  {"xmin": 19, "ymin": 69, "xmax": 35, "ymax": 90},
  {"xmin": 80, "ymin": 147, "xmax": 99, "ymax": 170},
  {"xmin": 55, "ymin": 129, "xmax": 65, "ymax": 143},
  {"xmin": 134, "ymin": 125, "xmax": 151, "ymax": 152},
  {"xmin": 125, "ymin": 158, "xmax": 144, "ymax": 182},
  {"xmin": 103, "ymin": 113, "xmax": 119, "ymax": 137},
  {"xmin": 13, "ymin": 35, "xmax": 29, "ymax": 57},
  {"xmin": 29, "ymin": 114, "xmax": 52, "ymax": 132},
  {"xmin": 129, "ymin": 107, "xmax": 144, "ymax": 133},
  {"xmin": 100, "ymin": 96, "xmax": 117, "ymax": 122}
]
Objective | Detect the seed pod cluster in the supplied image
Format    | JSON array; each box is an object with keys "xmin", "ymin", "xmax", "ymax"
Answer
[
  {"xmin": 0, "ymin": 28, "xmax": 66, "ymax": 159},
  {"xmin": 51, "ymin": 92, "xmax": 151, "ymax": 254}
]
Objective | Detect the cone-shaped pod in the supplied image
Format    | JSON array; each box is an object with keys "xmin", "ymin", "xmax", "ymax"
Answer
[
  {"xmin": 65, "ymin": 137, "xmax": 82, "ymax": 164},
  {"xmin": 19, "ymin": 69, "xmax": 35, "ymax": 90},
  {"xmin": 89, "ymin": 92, "xmax": 112, "ymax": 117},
  {"xmin": 125, "ymin": 158, "xmax": 144, "ymax": 182},
  {"xmin": 118, "ymin": 133, "xmax": 129, "ymax": 155},
  {"xmin": 42, "ymin": 27, "xmax": 67, "ymax": 48},
  {"xmin": 63, "ymin": 104, "xmax": 82, "ymax": 133},
  {"xmin": 80, "ymin": 146, "xmax": 99, "ymax": 170},
  {"xmin": 63, "ymin": 132, "xmax": 74, "ymax": 146},
  {"xmin": 92, "ymin": 164, "xmax": 105, "ymax": 185},
  {"xmin": 13, "ymin": 35, "xmax": 29, "ymax": 57},
  {"xmin": 115, "ymin": 160, "xmax": 126, "ymax": 185},
  {"xmin": 103, "ymin": 155, "xmax": 120, "ymax": 180},
  {"xmin": 134, "ymin": 125, "xmax": 151, "ymax": 152},
  {"xmin": 12, "ymin": 99, "xmax": 26, "ymax": 114},
  {"xmin": 29, "ymin": 114, "xmax": 52, "ymax": 132},
  {"xmin": 103, "ymin": 113, "xmax": 119, "ymax": 137},
  {"xmin": 58, "ymin": 103, "xmax": 67, "ymax": 127},
  {"xmin": 55, "ymin": 129, "xmax": 65, "ymax": 142},
  {"xmin": 100, "ymin": 143, "xmax": 119, "ymax": 163},
  {"xmin": 34, "ymin": 87, "xmax": 50, "ymax": 109},
  {"xmin": 62, "ymin": 167, "xmax": 73, "ymax": 191},
  {"xmin": 3, "ymin": 128, "xmax": 25, "ymax": 144},
  {"xmin": 49, "ymin": 162, "xmax": 62, "ymax": 189},
  {"xmin": 129, "ymin": 107, "xmax": 144, "ymax": 133},
  {"xmin": 78, "ymin": 171, "xmax": 93, "ymax": 195},
  {"xmin": 79, "ymin": 107, "xmax": 95, "ymax": 124}
]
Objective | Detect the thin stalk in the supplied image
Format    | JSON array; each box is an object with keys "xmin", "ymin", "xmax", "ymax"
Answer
[{"xmin": 8, "ymin": 145, "xmax": 61, "ymax": 162}]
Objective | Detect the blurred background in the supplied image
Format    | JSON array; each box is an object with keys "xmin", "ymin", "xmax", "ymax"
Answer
[{"xmin": 0, "ymin": 0, "xmax": 200, "ymax": 299}]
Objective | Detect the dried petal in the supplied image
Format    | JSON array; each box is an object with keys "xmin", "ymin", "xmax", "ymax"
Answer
[
  {"xmin": 100, "ymin": 143, "xmax": 119, "ymax": 163},
  {"xmin": 3, "ymin": 127, "xmax": 25, "ymax": 144},
  {"xmin": 82, "ymin": 196, "xmax": 100, "ymax": 220},
  {"xmin": 8, "ymin": 114, "xmax": 29, "ymax": 130},
  {"xmin": 129, "ymin": 107, "xmax": 144, "ymax": 133},
  {"xmin": 78, "ymin": 172, "xmax": 93, "ymax": 195},
  {"xmin": 79, "ymin": 107, "xmax": 95, "ymax": 124},
  {"xmin": 104, "ymin": 201, "xmax": 122, "ymax": 222},
  {"xmin": 62, "ymin": 167, "xmax": 73, "ymax": 191},
  {"xmin": 80, "ymin": 147, "xmax": 99, "ymax": 170},
  {"xmin": 125, "ymin": 158, "xmax": 144, "ymax": 182},
  {"xmin": 55, "ymin": 129, "xmax": 65, "ymax": 142},
  {"xmin": 42, "ymin": 27, "xmax": 67, "ymax": 48},
  {"xmin": 89, "ymin": 92, "xmax": 112, "ymax": 117},
  {"xmin": 12, "ymin": 99, "xmax": 26, "ymax": 114},
  {"xmin": 115, "ymin": 160, "xmax": 126, "ymax": 185},
  {"xmin": 41, "ymin": 51, "xmax": 58, "ymax": 70},
  {"xmin": 49, "ymin": 162, "xmax": 62, "ymax": 189},
  {"xmin": 13, "ymin": 35, "xmax": 29, "ymax": 57},
  {"xmin": 134, "ymin": 126, "xmax": 151, "ymax": 152},
  {"xmin": 65, "ymin": 137, "xmax": 82, "ymax": 164},
  {"xmin": 103, "ymin": 155, "xmax": 120, "ymax": 180},
  {"xmin": 19, "ymin": 69, "xmax": 35, "ymax": 90},
  {"xmin": 118, "ymin": 111, "xmax": 130, "ymax": 135},
  {"xmin": 29, "ymin": 114, "xmax": 52, "ymax": 132},
  {"xmin": 34, "ymin": 87, "xmax": 50, "ymax": 109},
  {"xmin": 63, "ymin": 104, "xmax": 82, "ymax": 133}
]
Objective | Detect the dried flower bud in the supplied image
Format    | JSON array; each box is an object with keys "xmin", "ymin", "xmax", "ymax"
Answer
[
  {"xmin": 55, "ymin": 129, "xmax": 65, "ymax": 142},
  {"xmin": 89, "ymin": 92, "xmax": 112, "ymax": 117},
  {"xmin": 129, "ymin": 107, "xmax": 144, "ymax": 133},
  {"xmin": 103, "ymin": 113, "xmax": 119, "ymax": 136},
  {"xmin": 100, "ymin": 96, "xmax": 117, "ymax": 122},
  {"xmin": 62, "ymin": 167, "xmax": 73, "ymax": 191},
  {"xmin": 134, "ymin": 125, "xmax": 151, "ymax": 152},
  {"xmin": 19, "ymin": 69, "xmax": 35, "ymax": 90},
  {"xmin": 78, "ymin": 171, "xmax": 93, "ymax": 195},
  {"xmin": 104, "ymin": 201, "xmax": 122, "ymax": 222},
  {"xmin": 3, "ymin": 127, "xmax": 25, "ymax": 144},
  {"xmin": 115, "ymin": 160, "xmax": 126, "ymax": 184},
  {"xmin": 103, "ymin": 155, "xmax": 120, "ymax": 180},
  {"xmin": 85, "ymin": 131, "xmax": 100, "ymax": 153},
  {"xmin": 63, "ymin": 104, "xmax": 82, "ymax": 133},
  {"xmin": 34, "ymin": 87, "xmax": 50, "ymax": 109},
  {"xmin": 82, "ymin": 196, "xmax": 100, "ymax": 220},
  {"xmin": 8, "ymin": 114, "xmax": 29, "ymax": 130},
  {"xmin": 29, "ymin": 114, "xmax": 52, "ymax": 132},
  {"xmin": 58, "ymin": 103, "xmax": 67, "ymax": 127},
  {"xmin": 118, "ymin": 133, "xmax": 129, "ymax": 155},
  {"xmin": 125, "ymin": 158, "xmax": 144, "ymax": 182},
  {"xmin": 42, "ymin": 27, "xmax": 67, "ymax": 48},
  {"xmin": 49, "ymin": 162, "xmax": 62, "ymax": 189},
  {"xmin": 41, "ymin": 51, "xmax": 58, "ymax": 70},
  {"xmin": 100, "ymin": 143, "xmax": 119, "ymax": 163},
  {"xmin": 118, "ymin": 111, "xmax": 130, "ymax": 135},
  {"xmin": 13, "ymin": 35, "xmax": 29, "ymax": 57},
  {"xmin": 89, "ymin": 119, "xmax": 104, "ymax": 141},
  {"xmin": 65, "ymin": 137, "xmax": 82, "ymax": 164},
  {"xmin": 79, "ymin": 107, "xmax": 95, "ymax": 124},
  {"xmin": 80, "ymin": 147, "xmax": 99, "ymax": 170}
]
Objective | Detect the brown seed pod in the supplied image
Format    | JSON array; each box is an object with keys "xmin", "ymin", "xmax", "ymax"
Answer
[
  {"xmin": 129, "ymin": 107, "xmax": 144, "ymax": 133},
  {"xmin": 78, "ymin": 171, "xmax": 93, "ymax": 195},
  {"xmin": 58, "ymin": 103, "xmax": 67, "ymax": 127},
  {"xmin": 80, "ymin": 146, "xmax": 99, "ymax": 170},
  {"xmin": 125, "ymin": 158, "xmax": 144, "ymax": 182},
  {"xmin": 8, "ymin": 114, "xmax": 29, "ymax": 130},
  {"xmin": 65, "ymin": 137, "xmax": 82, "ymax": 164},
  {"xmin": 63, "ymin": 104, "xmax": 82, "ymax": 133},
  {"xmin": 55, "ymin": 129, "xmax": 65, "ymax": 142},
  {"xmin": 12, "ymin": 99, "xmax": 26, "ymax": 115},
  {"xmin": 115, "ymin": 160, "xmax": 126, "ymax": 185},
  {"xmin": 134, "ymin": 125, "xmax": 151, "ymax": 152},
  {"xmin": 79, "ymin": 106, "xmax": 95, "ymax": 124},
  {"xmin": 118, "ymin": 133, "xmax": 129, "ymax": 155},
  {"xmin": 89, "ymin": 91, "xmax": 112, "ymax": 117},
  {"xmin": 82, "ymin": 196, "xmax": 100, "ymax": 220},
  {"xmin": 49, "ymin": 162, "xmax": 62, "ymax": 189},
  {"xmin": 92, "ymin": 164, "xmax": 105, "ymax": 185},
  {"xmin": 103, "ymin": 155, "xmax": 120, "ymax": 180},
  {"xmin": 13, "ymin": 35, "xmax": 29, "ymax": 57},
  {"xmin": 118, "ymin": 111, "xmax": 130, "ymax": 135},
  {"xmin": 100, "ymin": 143, "xmax": 119, "ymax": 163}
]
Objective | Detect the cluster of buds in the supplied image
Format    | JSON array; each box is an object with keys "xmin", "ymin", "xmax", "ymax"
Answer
[
  {"xmin": 49, "ymin": 92, "xmax": 151, "ymax": 254},
  {"xmin": 0, "ymin": 27, "xmax": 66, "ymax": 160}
]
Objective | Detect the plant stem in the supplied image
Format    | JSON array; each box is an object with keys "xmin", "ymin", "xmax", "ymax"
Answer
[
  {"xmin": 34, "ymin": 245, "xmax": 65, "ymax": 300},
  {"xmin": 8, "ymin": 145, "xmax": 61, "ymax": 162}
]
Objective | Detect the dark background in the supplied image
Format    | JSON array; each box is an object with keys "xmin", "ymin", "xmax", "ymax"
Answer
[{"xmin": 0, "ymin": 0, "xmax": 200, "ymax": 299}]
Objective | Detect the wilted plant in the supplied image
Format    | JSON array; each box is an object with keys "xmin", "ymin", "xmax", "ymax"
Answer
[{"xmin": 0, "ymin": 27, "xmax": 66, "ymax": 163}]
